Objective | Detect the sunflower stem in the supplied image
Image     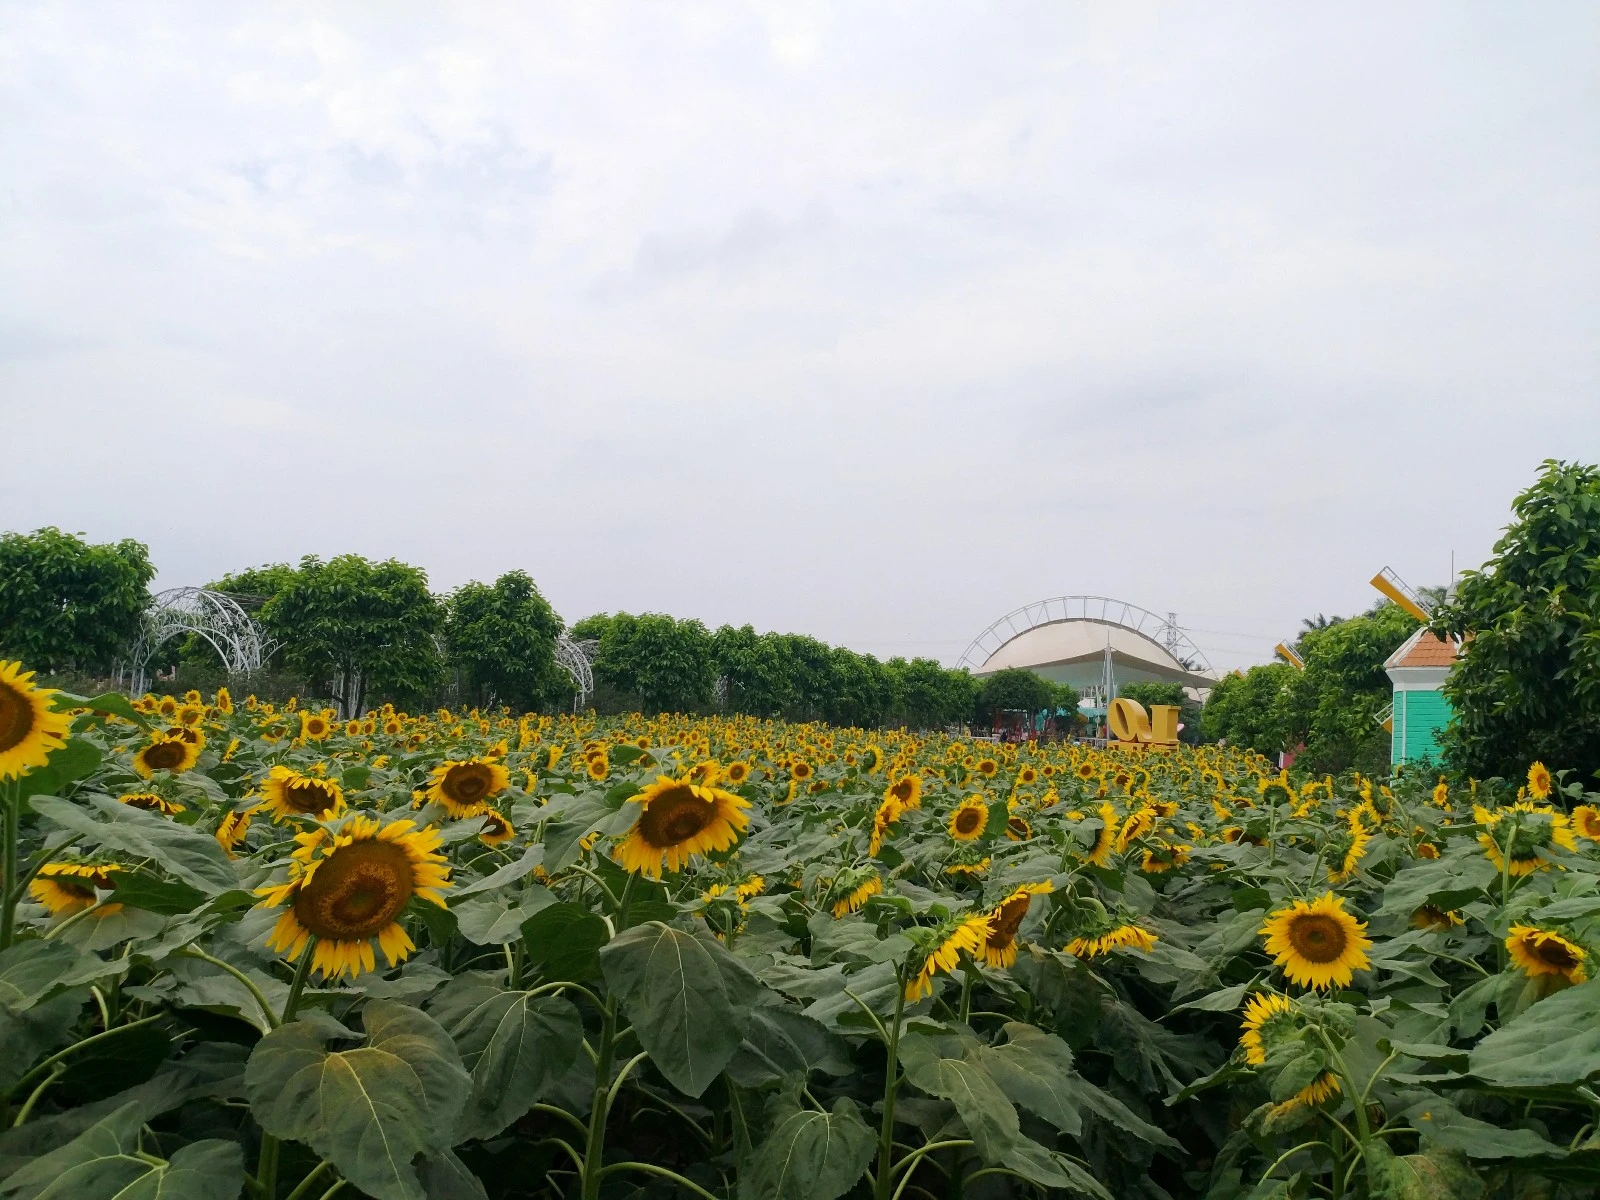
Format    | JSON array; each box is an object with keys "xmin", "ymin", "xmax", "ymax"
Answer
[
  {"xmin": 579, "ymin": 992, "xmax": 621, "ymax": 1200},
  {"xmin": 874, "ymin": 967, "xmax": 909, "ymax": 1200},
  {"xmin": 1, "ymin": 778, "xmax": 19, "ymax": 951},
  {"xmin": 255, "ymin": 939, "xmax": 318, "ymax": 1200},
  {"xmin": 10, "ymin": 1064, "xmax": 65, "ymax": 1127}
]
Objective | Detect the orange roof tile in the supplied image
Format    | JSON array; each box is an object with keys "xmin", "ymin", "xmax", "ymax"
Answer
[{"xmin": 1394, "ymin": 631, "xmax": 1458, "ymax": 668}]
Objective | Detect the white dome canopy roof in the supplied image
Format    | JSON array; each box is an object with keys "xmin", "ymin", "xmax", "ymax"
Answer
[{"xmin": 959, "ymin": 597, "xmax": 1216, "ymax": 691}]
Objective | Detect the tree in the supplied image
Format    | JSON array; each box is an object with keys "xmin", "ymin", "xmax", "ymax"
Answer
[
  {"xmin": 1279, "ymin": 605, "xmax": 1417, "ymax": 774},
  {"xmin": 262, "ymin": 555, "xmax": 445, "ymax": 716},
  {"xmin": 0, "ymin": 528, "xmax": 154, "ymax": 673},
  {"xmin": 1433, "ymin": 460, "xmax": 1600, "ymax": 784},
  {"xmin": 974, "ymin": 668, "xmax": 1054, "ymax": 723},
  {"xmin": 1118, "ymin": 683, "xmax": 1184, "ymax": 710},
  {"xmin": 445, "ymin": 571, "xmax": 566, "ymax": 712},
  {"xmin": 592, "ymin": 613, "xmax": 715, "ymax": 714},
  {"xmin": 824, "ymin": 647, "xmax": 890, "ymax": 728},
  {"xmin": 1201, "ymin": 663, "xmax": 1295, "ymax": 755},
  {"xmin": 712, "ymin": 625, "xmax": 794, "ymax": 718}
]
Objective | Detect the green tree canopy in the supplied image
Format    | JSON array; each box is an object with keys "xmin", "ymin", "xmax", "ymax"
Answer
[
  {"xmin": 0, "ymin": 527, "xmax": 154, "ymax": 673},
  {"xmin": 261, "ymin": 555, "xmax": 445, "ymax": 715},
  {"xmin": 1201, "ymin": 663, "xmax": 1295, "ymax": 756},
  {"xmin": 1279, "ymin": 604, "xmax": 1417, "ymax": 774},
  {"xmin": 885, "ymin": 657, "xmax": 977, "ymax": 730},
  {"xmin": 590, "ymin": 612, "xmax": 716, "ymax": 714},
  {"xmin": 445, "ymin": 570, "xmax": 566, "ymax": 712},
  {"xmin": 973, "ymin": 668, "xmax": 1054, "ymax": 722},
  {"xmin": 1433, "ymin": 459, "xmax": 1600, "ymax": 784}
]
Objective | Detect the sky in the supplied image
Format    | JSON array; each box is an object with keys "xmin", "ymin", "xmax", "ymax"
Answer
[{"xmin": 2, "ymin": 3, "xmax": 1597, "ymax": 674}]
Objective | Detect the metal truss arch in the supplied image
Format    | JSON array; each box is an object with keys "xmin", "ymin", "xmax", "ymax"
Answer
[
  {"xmin": 555, "ymin": 635, "xmax": 597, "ymax": 711},
  {"xmin": 122, "ymin": 588, "xmax": 278, "ymax": 696},
  {"xmin": 956, "ymin": 595, "xmax": 1213, "ymax": 676}
]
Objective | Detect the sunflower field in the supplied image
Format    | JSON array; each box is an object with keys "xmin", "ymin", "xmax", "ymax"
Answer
[{"xmin": 2, "ymin": 663, "xmax": 1600, "ymax": 1200}]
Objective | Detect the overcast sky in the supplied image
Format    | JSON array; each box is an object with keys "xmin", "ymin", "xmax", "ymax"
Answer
[{"xmin": 3, "ymin": 3, "xmax": 1596, "ymax": 672}]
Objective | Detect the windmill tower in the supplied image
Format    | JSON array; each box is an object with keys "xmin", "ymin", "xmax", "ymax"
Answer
[{"xmin": 1370, "ymin": 568, "xmax": 1459, "ymax": 766}]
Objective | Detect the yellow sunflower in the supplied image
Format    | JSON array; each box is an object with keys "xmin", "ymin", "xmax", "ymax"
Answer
[
  {"xmin": 586, "ymin": 756, "xmax": 611, "ymax": 782},
  {"xmin": 1078, "ymin": 804, "xmax": 1118, "ymax": 867},
  {"xmin": 831, "ymin": 872, "xmax": 883, "ymax": 918},
  {"xmin": 906, "ymin": 914, "xmax": 992, "ymax": 1001},
  {"xmin": 1006, "ymin": 813, "xmax": 1033, "ymax": 841},
  {"xmin": 257, "ymin": 815, "xmax": 451, "ymax": 980},
  {"xmin": 1506, "ymin": 924, "xmax": 1587, "ymax": 984},
  {"xmin": 1140, "ymin": 841, "xmax": 1191, "ymax": 874},
  {"xmin": 216, "ymin": 810, "xmax": 252, "ymax": 853},
  {"xmin": 1065, "ymin": 922, "xmax": 1158, "ymax": 959},
  {"xmin": 427, "ymin": 757, "xmax": 511, "ymax": 817},
  {"xmin": 258, "ymin": 765, "xmax": 346, "ymax": 822},
  {"xmin": 1571, "ymin": 805, "xmax": 1600, "ymax": 841},
  {"xmin": 948, "ymin": 797, "xmax": 989, "ymax": 842},
  {"xmin": 132, "ymin": 731, "xmax": 201, "ymax": 778},
  {"xmin": 300, "ymin": 712, "xmax": 332, "ymax": 742},
  {"xmin": 215, "ymin": 687, "xmax": 233, "ymax": 713},
  {"xmin": 1115, "ymin": 807, "xmax": 1154, "ymax": 853},
  {"xmin": 1239, "ymin": 992, "xmax": 1297, "ymax": 1065},
  {"xmin": 1527, "ymin": 761, "xmax": 1553, "ymax": 801},
  {"xmin": 1328, "ymin": 814, "xmax": 1371, "ymax": 884},
  {"xmin": 118, "ymin": 791, "xmax": 184, "ymax": 815},
  {"xmin": 869, "ymin": 795, "xmax": 903, "ymax": 856},
  {"xmin": 975, "ymin": 758, "xmax": 999, "ymax": 778},
  {"xmin": 861, "ymin": 745, "xmax": 884, "ymax": 773},
  {"xmin": 887, "ymin": 773, "xmax": 923, "ymax": 810},
  {"xmin": 1260, "ymin": 892, "xmax": 1371, "ymax": 990},
  {"xmin": 983, "ymin": 882, "xmax": 1052, "ymax": 968},
  {"xmin": 0, "ymin": 662, "xmax": 72, "ymax": 780},
  {"xmin": 1477, "ymin": 802, "xmax": 1578, "ymax": 875},
  {"xmin": 29, "ymin": 862, "xmax": 124, "ymax": 915},
  {"xmin": 1410, "ymin": 905, "xmax": 1463, "ymax": 931},
  {"xmin": 943, "ymin": 857, "xmax": 990, "ymax": 877},
  {"xmin": 478, "ymin": 810, "xmax": 515, "ymax": 846},
  {"xmin": 613, "ymin": 777, "xmax": 750, "ymax": 878}
]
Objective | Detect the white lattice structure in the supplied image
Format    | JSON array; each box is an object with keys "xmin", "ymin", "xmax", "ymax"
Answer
[
  {"xmin": 958, "ymin": 595, "xmax": 1215, "ymax": 707},
  {"xmin": 555, "ymin": 635, "xmax": 597, "ymax": 710},
  {"xmin": 119, "ymin": 588, "xmax": 278, "ymax": 696}
]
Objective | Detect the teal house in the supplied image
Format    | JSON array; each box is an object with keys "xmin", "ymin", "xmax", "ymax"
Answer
[{"xmin": 1383, "ymin": 628, "xmax": 1459, "ymax": 765}]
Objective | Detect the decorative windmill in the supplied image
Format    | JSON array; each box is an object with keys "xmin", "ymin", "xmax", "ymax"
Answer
[{"xmin": 1370, "ymin": 567, "xmax": 1458, "ymax": 766}]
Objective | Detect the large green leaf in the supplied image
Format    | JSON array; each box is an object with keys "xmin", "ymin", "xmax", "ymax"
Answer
[
  {"xmin": 1367, "ymin": 1142, "xmax": 1485, "ymax": 1200},
  {"xmin": 15, "ymin": 739, "xmax": 103, "ymax": 803},
  {"xmin": 897, "ymin": 1035, "xmax": 1017, "ymax": 1163},
  {"xmin": 726, "ymin": 1007, "xmax": 853, "ymax": 1088},
  {"xmin": 738, "ymin": 1096, "xmax": 875, "ymax": 1200},
  {"xmin": 978, "ymin": 1022, "xmax": 1083, "ymax": 1136},
  {"xmin": 521, "ymin": 903, "xmax": 608, "ymax": 983},
  {"xmin": 1378, "ymin": 854, "xmax": 1498, "ymax": 917},
  {"xmin": 418, "ymin": 1149, "xmax": 489, "ymax": 1200},
  {"xmin": 1469, "ymin": 979, "xmax": 1600, "ymax": 1088},
  {"xmin": 0, "ymin": 992, "xmax": 86, "ymax": 1094},
  {"xmin": 0, "ymin": 943, "xmax": 86, "ymax": 1011},
  {"xmin": 1402, "ymin": 1099, "xmax": 1565, "ymax": 1160},
  {"xmin": 451, "ymin": 888, "xmax": 555, "ymax": 946},
  {"xmin": 244, "ymin": 1000, "xmax": 471, "ymax": 1200},
  {"xmin": 31, "ymin": 794, "xmax": 237, "ymax": 895},
  {"xmin": 0, "ymin": 1102, "xmax": 243, "ymax": 1200},
  {"xmin": 599, "ymin": 921, "xmax": 762, "ymax": 1097},
  {"xmin": 427, "ymin": 976, "xmax": 582, "ymax": 1141}
]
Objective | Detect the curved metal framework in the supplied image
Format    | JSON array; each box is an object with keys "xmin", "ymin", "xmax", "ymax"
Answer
[
  {"xmin": 120, "ymin": 588, "xmax": 279, "ymax": 696},
  {"xmin": 555, "ymin": 635, "xmax": 597, "ymax": 711},
  {"xmin": 956, "ymin": 595, "xmax": 1213, "ymax": 676}
]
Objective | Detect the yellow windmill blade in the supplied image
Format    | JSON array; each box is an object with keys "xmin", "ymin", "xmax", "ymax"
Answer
[
  {"xmin": 1274, "ymin": 643, "xmax": 1304, "ymax": 670},
  {"xmin": 1370, "ymin": 567, "xmax": 1433, "ymax": 623}
]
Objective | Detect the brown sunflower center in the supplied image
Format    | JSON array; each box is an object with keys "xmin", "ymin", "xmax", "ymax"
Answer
[
  {"xmin": 891, "ymin": 778, "xmax": 914, "ymax": 802},
  {"xmin": 992, "ymin": 896, "xmax": 1031, "ymax": 944},
  {"xmin": 0, "ymin": 680, "xmax": 34, "ymax": 753},
  {"xmin": 1531, "ymin": 937, "xmax": 1580, "ymax": 972},
  {"xmin": 286, "ymin": 780, "xmax": 340, "ymax": 815},
  {"xmin": 638, "ymin": 787, "xmax": 714, "ymax": 848},
  {"xmin": 954, "ymin": 807, "xmax": 984, "ymax": 835},
  {"xmin": 294, "ymin": 840, "xmax": 414, "ymax": 939},
  {"xmin": 142, "ymin": 740, "xmax": 188, "ymax": 770},
  {"xmin": 443, "ymin": 763, "xmax": 494, "ymax": 803},
  {"xmin": 1287, "ymin": 914, "xmax": 1348, "ymax": 964}
]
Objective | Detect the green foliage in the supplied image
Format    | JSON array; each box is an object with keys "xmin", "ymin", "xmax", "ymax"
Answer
[
  {"xmin": 588, "ymin": 611, "xmax": 716, "ymax": 713},
  {"xmin": 1201, "ymin": 663, "xmax": 1295, "ymax": 753},
  {"xmin": 884, "ymin": 656, "xmax": 979, "ymax": 730},
  {"xmin": 261, "ymin": 555, "xmax": 446, "ymax": 715},
  {"xmin": 0, "ymin": 528, "xmax": 153, "ymax": 673},
  {"xmin": 244, "ymin": 1001, "xmax": 471, "ymax": 1200},
  {"xmin": 974, "ymin": 667, "xmax": 1054, "ymax": 720},
  {"xmin": 1280, "ymin": 604, "xmax": 1418, "ymax": 774},
  {"xmin": 444, "ymin": 571, "xmax": 566, "ymax": 712},
  {"xmin": 1117, "ymin": 683, "xmax": 1184, "ymax": 709},
  {"xmin": 1434, "ymin": 459, "xmax": 1600, "ymax": 783}
]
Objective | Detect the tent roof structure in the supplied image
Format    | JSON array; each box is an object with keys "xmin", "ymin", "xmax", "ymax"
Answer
[{"xmin": 959, "ymin": 597, "xmax": 1216, "ymax": 691}]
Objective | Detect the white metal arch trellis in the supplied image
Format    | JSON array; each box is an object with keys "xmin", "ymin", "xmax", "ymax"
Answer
[
  {"xmin": 555, "ymin": 635, "xmax": 597, "ymax": 711},
  {"xmin": 120, "ymin": 588, "xmax": 279, "ymax": 696},
  {"xmin": 956, "ymin": 595, "xmax": 1213, "ymax": 676}
]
